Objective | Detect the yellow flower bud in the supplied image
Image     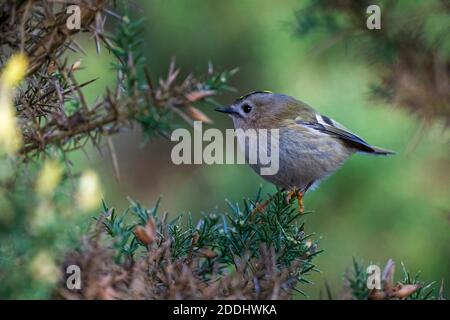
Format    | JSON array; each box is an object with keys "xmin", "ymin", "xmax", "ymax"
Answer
[
  {"xmin": 0, "ymin": 96, "xmax": 22, "ymax": 155},
  {"xmin": 35, "ymin": 160, "xmax": 64, "ymax": 195},
  {"xmin": 29, "ymin": 251, "xmax": 60, "ymax": 285},
  {"xmin": 30, "ymin": 200, "xmax": 56, "ymax": 232},
  {"xmin": 77, "ymin": 170, "xmax": 102, "ymax": 211},
  {"xmin": 1, "ymin": 53, "xmax": 28, "ymax": 88}
]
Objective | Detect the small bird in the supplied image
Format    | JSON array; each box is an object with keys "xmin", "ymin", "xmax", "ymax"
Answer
[{"xmin": 215, "ymin": 91, "xmax": 395, "ymax": 213}]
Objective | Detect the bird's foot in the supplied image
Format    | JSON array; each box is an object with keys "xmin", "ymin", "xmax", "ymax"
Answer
[
  {"xmin": 297, "ymin": 191, "xmax": 305, "ymax": 214},
  {"xmin": 286, "ymin": 188, "xmax": 305, "ymax": 214},
  {"xmin": 285, "ymin": 188, "xmax": 296, "ymax": 204}
]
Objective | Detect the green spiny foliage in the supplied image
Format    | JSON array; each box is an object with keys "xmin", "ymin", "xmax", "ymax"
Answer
[
  {"xmin": 99, "ymin": 189, "xmax": 320, "ymax": 295},
  {"xmin": 344, "ymin": 258, "xmax": 446, "ymax": 300},
  {"xmin": 398, "ymin": 262, "xmax": 442, "ymax": 300},
  {"xmin": 346, "ymin": 258, "xmax": 370, "ymax": 300},
  {"xmin": 109, "ymin": 17, "xmax": 146, "ymax": 90},
  {"xmin": 0, "ymin": 0, "xmax": 238, "ymax": 299}
]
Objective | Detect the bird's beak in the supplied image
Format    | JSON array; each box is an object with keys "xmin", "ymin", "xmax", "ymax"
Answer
[{"xmin": 214, "ymin": 106, "xmax": 239, "ymax": 116}]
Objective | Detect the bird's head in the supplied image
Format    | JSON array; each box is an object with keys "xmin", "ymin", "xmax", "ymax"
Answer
[{"xmin": 215, "ymin": 91, "xmax": 307, "ymax": 130}]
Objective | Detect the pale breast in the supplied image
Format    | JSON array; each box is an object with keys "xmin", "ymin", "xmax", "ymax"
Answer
[{"xmin": 242, "ymin": 126, "xmax": 354, "ymax": 191}]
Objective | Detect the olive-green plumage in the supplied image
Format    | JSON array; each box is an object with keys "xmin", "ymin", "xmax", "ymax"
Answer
[{"xmin": 215, "ymin": 92, "xmax": 394, "ymax": 193}]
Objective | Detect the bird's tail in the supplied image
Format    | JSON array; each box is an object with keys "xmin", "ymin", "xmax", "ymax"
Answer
[{"xmin": 368, "ymin": 146, "xmax": 396, "ymax": 156}]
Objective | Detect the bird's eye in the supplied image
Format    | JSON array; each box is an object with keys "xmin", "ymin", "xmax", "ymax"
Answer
[{"xmin": 242, "ymin": 104, "xmax": 252, "ymax": 113}]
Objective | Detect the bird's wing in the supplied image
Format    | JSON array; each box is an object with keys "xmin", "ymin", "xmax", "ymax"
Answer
[{"xmin": 296, "ymin": 114, "xmax": 384, "ymax": 154}]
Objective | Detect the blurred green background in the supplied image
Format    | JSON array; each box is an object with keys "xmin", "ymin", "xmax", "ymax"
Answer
[{"xmin": 73, "ymin": 0, "xmax": 449, "ymax": 298}]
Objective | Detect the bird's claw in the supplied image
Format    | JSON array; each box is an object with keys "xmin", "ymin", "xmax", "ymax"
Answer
[
  {"xmin": 297, "ymin": 191, "xmax": 305, "ymax": 214},
  {"xmin": 286, "ymin": 188, "xmax": 305, "ymax": 214}
]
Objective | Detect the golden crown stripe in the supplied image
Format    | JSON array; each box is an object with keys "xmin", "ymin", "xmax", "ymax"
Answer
[{"xmin": 235, "ymin": 90, "xmax": 273, "ymax": 102}]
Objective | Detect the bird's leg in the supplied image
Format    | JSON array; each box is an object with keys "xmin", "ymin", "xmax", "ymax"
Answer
[
  {"xmin": 296, "ymin": 190, "xmax": 305, "ymax": 214},
  {"xmin": 286, "ymin": 187, "xmax": 298, "ymax": 204},
  {"xmin": 286, "ymin": 187, "xmax": 305, "ymax": 214}
]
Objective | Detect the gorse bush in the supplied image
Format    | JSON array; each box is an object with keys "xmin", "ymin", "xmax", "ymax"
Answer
[
  {"xmin": 0, "ymin": 0, "xmax": 236, "ymax": 298},
  {"xmin": 344, "ymin": 259, "xmax": 446, "ymax": 300},
  {"xmin": 0, "ymin": 0, "xmax": 447, "ymax": 299},
  {"xmin": 58, "ymin": 192, "xmax": 320, "ymax": 299}
]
